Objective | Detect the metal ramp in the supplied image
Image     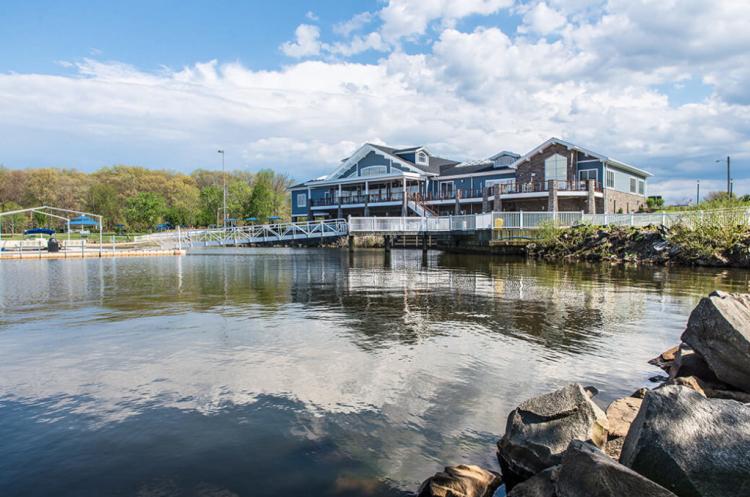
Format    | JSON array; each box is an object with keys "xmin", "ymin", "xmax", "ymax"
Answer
[{"xmin": 136, "ymin": 219, "xmax": 348, "ymax": 249}]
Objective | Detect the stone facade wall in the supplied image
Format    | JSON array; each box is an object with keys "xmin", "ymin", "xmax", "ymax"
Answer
[
  {"xmin": 605, "ymin": 189, "xmax": 646, "ymax": 213},
  {"xmin": 515, "ymin": 143, "xmax": 577, "ymax": 185}
]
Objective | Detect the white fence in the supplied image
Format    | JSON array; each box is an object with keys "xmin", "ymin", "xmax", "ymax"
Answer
[{"xmin": 350, "ymin": 208, "xmax": 750, "ymax": 233}]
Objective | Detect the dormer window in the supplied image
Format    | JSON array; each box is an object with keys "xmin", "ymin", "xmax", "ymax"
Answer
[{"xmin": 416, "ymin": 151, "xmax": 429, "ymax": 165}]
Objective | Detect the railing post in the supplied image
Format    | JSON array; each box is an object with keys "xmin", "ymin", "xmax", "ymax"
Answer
[
  {"xmin": 661, "ymin": 213, "xmax": 666, "ymax": 226},
  {"xmin": 520, "ymin": 210, "xmax": 524, "ymax": 229}
]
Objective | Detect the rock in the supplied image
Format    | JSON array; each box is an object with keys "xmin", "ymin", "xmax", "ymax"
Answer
[
  {"xmin": 668, "ymin": 344, "xmax": 719, "ymax": 383},
  {"xmin": 416, "ymin": 465, "xmax": 502, "ymax": 497},
  {"xmin": 507, "ymin": 467, "xmax": 558, "ymax": 497},
  {"xmin": 555, "ymin": 441, "xmax": 676, "ymax": 497},
  {"xmin": 620, "ymin": 385, "xmax": 750, "ymax": 497},
  {"xmin": 497, "ymin": 384, "xmax": 608, "ymax": 482},
  {"xmin": 604, "ymin": 436, "xmax": 625, "ymax": 461},
  {"xmin": 630, "ymin": 387, "xmax": 649, "ymax": 399},
  {"xmin": 681, "ymin": 290, "xmax": 750, "ymax": 392},
  {"xmin": 648, "ymin": 374, "xmax": 668, "ymax": 383},
  {"xmin": 648, "ymin": 345, "xmax": 680, "ymax": 371},
  {"xmin": 605, "ymin": 397, "xmax": 643, "ymax": 438},
  {"xmin": 703, "ymin": 385, "xmax": 750, "ymax": 403},
  {"xmin": 665, "ymin": 375, "xmax": 706, "ymax": 396}
]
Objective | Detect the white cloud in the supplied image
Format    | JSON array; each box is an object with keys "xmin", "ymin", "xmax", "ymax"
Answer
[
  {"xmin": 519, "ymin": 2, "xmax": 567, "ymax": 35},
  {"xmin": 305, "ymin": 11, "xmax": 319, "ymax": 21},
  {"xmin": 333, "ymin": 12, "xmax": 374, "ymax": 37},
  {"xmin": 379, "ymin": 0, "xmax": 513, "ymax": 43},
  {"xmin": 280, "ymin": 24, "xmax": 323, "ymax": 58},
  {"xmin": 2, "ymin": 0, "xmax": 750, "ymax": 202}
]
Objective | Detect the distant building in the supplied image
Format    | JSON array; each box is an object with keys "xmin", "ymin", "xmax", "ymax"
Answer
[{"xmin": 289, "ymin": 137, "xmax": 651, "ymax": 220}]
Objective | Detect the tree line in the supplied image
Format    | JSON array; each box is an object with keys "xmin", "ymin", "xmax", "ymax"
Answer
[{"xmin": 0, "ymin": 165, "xmax": 293, "ymax": 232}]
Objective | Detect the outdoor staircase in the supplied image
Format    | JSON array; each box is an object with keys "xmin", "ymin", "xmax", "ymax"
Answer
[{"xmin": 407, "ymin": 196, "xmax": 437, "ymax": 217}]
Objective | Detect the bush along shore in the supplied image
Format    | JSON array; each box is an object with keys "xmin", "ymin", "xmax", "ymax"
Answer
[
  {"xmin": 526, "ymin": 218, "xmax": 750, "ymax": 267},
  {"xmin": 416, "ymin": 290, "xmax": 750, "ymax": 497}
]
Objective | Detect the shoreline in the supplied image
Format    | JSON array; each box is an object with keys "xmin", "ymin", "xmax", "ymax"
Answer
[{"xmin": 416, "ymin": 290, "xmax": 750, "ymax": 497}]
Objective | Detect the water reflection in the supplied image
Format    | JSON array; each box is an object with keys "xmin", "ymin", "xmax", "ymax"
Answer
[{"xmin": 0, "ymin": 249, "xmax": 748, "ymax": 496}]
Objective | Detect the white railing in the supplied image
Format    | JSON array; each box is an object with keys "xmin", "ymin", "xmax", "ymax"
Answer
[
  {"xmin": 136, "ymin": 219, "xmax": 349, "ymax": 249},
  {"xmin": 492, "ymin": 211, "xmax": 584, "ymax": 229}
]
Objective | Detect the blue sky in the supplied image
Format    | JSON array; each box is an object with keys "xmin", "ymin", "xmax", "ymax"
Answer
[{"xmin": 0, "ymin": 0, "xmax": 748, "ymax": 202}]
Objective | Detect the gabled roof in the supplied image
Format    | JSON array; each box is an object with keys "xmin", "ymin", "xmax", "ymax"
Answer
[{"xmin": 511, "ymin": 137, "xmax": 653, "ymax": 177}]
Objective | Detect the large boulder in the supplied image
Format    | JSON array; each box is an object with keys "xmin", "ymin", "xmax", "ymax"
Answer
[
  {"xmin": 497, "ymin": 384, "xmax": 608, "ymax": 482},
  {"xmin": 620, "ymin": 385, "xmax": 750, "ymax": 497},
  {"xmin": 681, "ymin": 290, "xmax": 750, "ymax": 392},
  {"xmin": 416, "ymin": 465, "xmax": 501, "ymax": 497},
  {"xmin": 507, "ymin": 467, "xmax": 558, "ymax": 497},
  {"xmin": 555, "ymin": 441, "xmax": 676, "ymax": 497}
]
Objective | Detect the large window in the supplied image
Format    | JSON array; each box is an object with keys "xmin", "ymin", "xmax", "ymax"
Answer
[
  {"xmin": 638, "ymin": 180, "xmax": 645, "ymax": 195},
  {"xmin": 360, "ymin": 165, "xmax": 387, "ymax": 177},
  {"xmin": 296, "ymin": 193, "xmax": 307, "ymax": 208},
  {"xmin": 630, "ymin": 177, "xmax": 637, "ymax": 193},
  {"xmin": 578, "ymin": 169, "xmax": 598, "ymax": 182},
  {"xmin": 544, "ymin": 154, "xmax": 567, "ymax": 181},
  {"xmin": 439, "ymin": 181, "xmax": 454, "ymax": 196},
  {"xmin": 606, "ymin": 170, "xmax": 615, "ymax": 188}
]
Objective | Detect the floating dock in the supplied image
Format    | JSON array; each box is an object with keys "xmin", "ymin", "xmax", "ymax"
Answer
[{"xmin": 0, "ymin": 249, "xmax": 186, "ymax": 260}]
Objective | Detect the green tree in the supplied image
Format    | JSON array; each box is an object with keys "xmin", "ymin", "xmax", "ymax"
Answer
[
  {"xmin": 228, "ymin": 179, "xmax": 253, "ymax": 218},
  {"xmin": 124, "ymin": 192, "xmax": 166, "ymax": 232},
  {"xmin": 1, "ymin": 201, "xmax": 27, "ymax": 234},
  {"xmin": 87, "ymin": 183, "xmax": 122, "ymax": 229},
  {"xmin": 197, "ymin": 185, "xmax": 223, "ymax": 226},
  {"xmin": 646, "ymin": 196, "xmax": 664, "ymax": 211},
  {"xmin": 245, "ymin": 170, "xmax": 276, "ymax": 223}
]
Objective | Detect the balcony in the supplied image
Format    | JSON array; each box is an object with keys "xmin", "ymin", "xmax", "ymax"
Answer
[
  {"xmin": 489, "ymin": 180, "xmax": 602, "ymax": 196},
  {"xmin": 310, "ymin": 192, "xmax": 406, "ymax": 207}
]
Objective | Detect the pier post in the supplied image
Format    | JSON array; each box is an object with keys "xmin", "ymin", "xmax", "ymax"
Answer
[
  {"xmin": 348, "ymin": 235, "xmax": 355, "ymax": 252},
  {"xmin": 421, "ymin": 233, "xmax": 428, "ymax": 254},
  {"xmin": 384, "ymin": 235, "xmax": 392, "ymax": 253}
]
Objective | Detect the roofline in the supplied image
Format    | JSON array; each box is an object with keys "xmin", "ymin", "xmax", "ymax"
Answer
[{"xmin": 510, "ymin": 137, "xmax": 652, "ymax": 177}]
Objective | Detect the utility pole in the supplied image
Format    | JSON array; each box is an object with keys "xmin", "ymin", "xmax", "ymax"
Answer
[
  {"xmin": 726, "ymin": 156, "xmax": 731, "ymax": 197},
  {"xmin": 218, "ymin": 149, "xmax": 226, "ymax": 228},
  {"xmin": 696, "ymin": 180, "xmax": 700, "ymax": 205}
]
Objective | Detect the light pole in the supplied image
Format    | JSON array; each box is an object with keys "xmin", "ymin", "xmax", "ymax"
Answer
[
  {"xmin": 696, "ymin": 180, "xmax": 700, "ymax": 205},
  {"xmin": 716, "ymin": 156, "xmax": 730, "ymax": 196},
  {"xmin": 218, "ymin": 149, "xmax": 226, "ymax": 228}
]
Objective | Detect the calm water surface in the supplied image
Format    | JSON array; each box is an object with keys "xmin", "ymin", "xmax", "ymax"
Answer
[{"xmin": 1, "ymin": 249, "xmax": 749, "ymax": 497}]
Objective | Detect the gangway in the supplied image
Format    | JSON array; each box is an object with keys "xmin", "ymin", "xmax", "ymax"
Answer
[{"xmin": 136, "ymin": 218, "xmax": 349, "ymax": 249}]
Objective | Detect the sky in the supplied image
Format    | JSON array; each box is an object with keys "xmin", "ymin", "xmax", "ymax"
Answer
[{"xmin": 0, "ymin": 0, "xmax": 748, "ymax": 203}]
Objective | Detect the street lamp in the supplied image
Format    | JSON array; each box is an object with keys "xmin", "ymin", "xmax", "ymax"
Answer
[
  {"xmin": 715, "ymin": 156, "xmax": 731, "ymax": 196},
  {"xmin": 217, "ymin": 149, "xmax": 226, "ymax": 228},
  {"xmin": 696, "ymin": 179, "xmax": 700, "ymax": 205}
]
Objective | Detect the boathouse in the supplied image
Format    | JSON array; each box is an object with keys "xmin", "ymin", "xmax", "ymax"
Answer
[{"xmin": 289, "ymin": 138, "xmax": 651, "ymax": 221}]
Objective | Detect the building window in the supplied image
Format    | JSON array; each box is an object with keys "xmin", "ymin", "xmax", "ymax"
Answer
[
  {"xmin": 416, "ymin": 151, "xmax": 428, "ymax": 165},
  {"xmin": 544, "ymin": 154, "xmax": 567, "ymax": 181},
  {"xmin": 296, "ymin": 193, "xmax": 307, "ymax": 208},
  {"xmin": 606, "ymin": 170, "xmax": 615, "ymax": 188},
  {"xmin": 638, "ymin": 180, "xmax": 645, "ymax": 195},
  {"xmin": 360, "ymin": 165, "xmax": 388, "ymax": 177},
  {"xmin": 578, "ymin": 169, "xmax": 598, "ymax": 182},
  {"xmin": 439, "ymin": 181, "xmax": 454, "ymax": 196},
  {"xmin": 630, "ymin": 177, "xmax": 637, "ymax": 193}
]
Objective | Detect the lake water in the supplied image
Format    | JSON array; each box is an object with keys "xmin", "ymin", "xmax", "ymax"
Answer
[{"xmin": 1, "ymin": 249, "xmax": 749, "ymax": 497}]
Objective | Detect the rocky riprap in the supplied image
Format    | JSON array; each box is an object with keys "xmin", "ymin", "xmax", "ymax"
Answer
[
  {"xmin": 416, "ymin": 290, "xmax": 750, "ymax": 497},
  {"xmin": 526, "ymin": 224, "xmax": 750, "ymax": 267}
]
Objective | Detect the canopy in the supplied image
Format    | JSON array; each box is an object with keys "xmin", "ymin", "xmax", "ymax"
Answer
[
  {"xmin": 24, "ymin": 228, "xmax": 55, "ymax": 235},
  {"xmin": 69, "ymin": 215, "xmax": 99, "ymax": 227},
  {"xmin": 244, "ymin": 217, "xmax": 257, "ymax": 222},
  {"xmin": 268, "ymin": 216, "xmax": 281, "ymax": 221}
]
